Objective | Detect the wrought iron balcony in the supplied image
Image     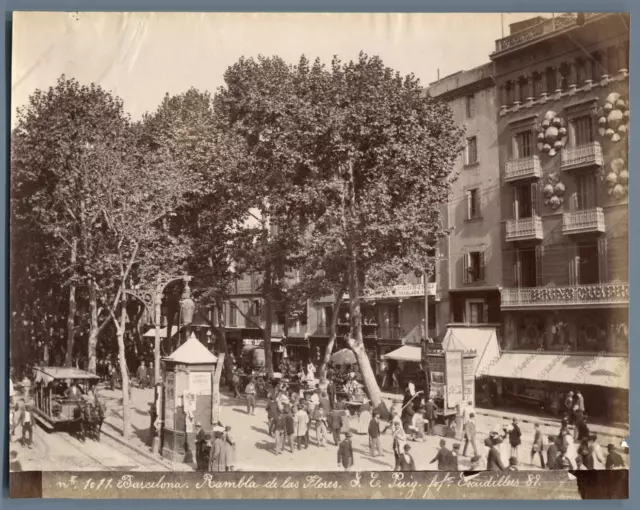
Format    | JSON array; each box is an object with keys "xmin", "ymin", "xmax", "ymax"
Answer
[
  {"xmin": 560, "ymin": 142, "xmax": 604, "ymax": 171},
  {"xmin": 494, "ymin": 13, "xmax": 602, "ymax": 54},
  {"xmin": 504, "ymin": 156, "xmax": 542, "ymax": 182},
  {"xmin": 501, "ymin": 283, "xmax": 629, "ymax": 309},
  {"xmin": 363, "ymin": 283, "xmax": 436, "ymax": 299},
  {"xmin": 506, "ymin": 216, "xmax": 543, "ymax": 242},
  {"xmin": 562, "ymin": 207, "xmax": 605, "ymax": 235},
  {"xmin": 377, "ymin": 326, "xmax": 404, "ymax": 340}
]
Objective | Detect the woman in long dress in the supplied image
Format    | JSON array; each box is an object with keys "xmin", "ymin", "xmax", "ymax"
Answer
[
  {"xmin": 224, "ymin": 426, "xmax": 236, "ymax": 471},
  {"xmin": 208, "ymin": 430, "xmax": 227, "ymax": 472},
  {"xmin": 357, "ymin": 399, "xmax": 372, "ymax": 435}
]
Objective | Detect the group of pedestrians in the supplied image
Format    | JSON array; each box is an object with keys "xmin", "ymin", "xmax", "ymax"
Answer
[{"xmin": 195, "ymin": 422, "xmax": 237, "ymax": 471}]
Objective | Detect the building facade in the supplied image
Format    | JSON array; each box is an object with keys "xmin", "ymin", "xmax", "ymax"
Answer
[
  {"xmin": 429, "ymin": 63, "xmax": 503, "ymax": 332},
  {"xmin": 490, "ymin": 13, "xmax": 629, "ymax": 421}
]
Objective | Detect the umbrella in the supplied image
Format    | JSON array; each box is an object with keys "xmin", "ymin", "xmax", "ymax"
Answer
[{"xmin": 331, "ymin": 348, "xmax": 356, "ymax": 365}]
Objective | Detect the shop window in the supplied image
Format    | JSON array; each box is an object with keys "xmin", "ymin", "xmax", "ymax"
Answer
[{"xmin": 517, "ymin": 314, "xmax": 545, "ymax": 350}]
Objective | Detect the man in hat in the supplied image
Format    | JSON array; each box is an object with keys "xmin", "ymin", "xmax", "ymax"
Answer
[
  {"xmin": 450, "ymin": 443, "xmax": 461, "ymax": 470},
  {"xmin": 337, "ymin": 431, "xmax": 354, "ymax": 470},
  {"xmin": 195, "ymin": 421, "xmax": 206, "ymax": 471},
  {"xmin": 425, "ymin": 397, "xmax": 438, "ymax": 436},
  {"xmin": 565, "ymin": 391, "xmax": 575, "ymax": 424},
  {"xmin": 546, "ymin": 435, "xmax": 560, "ymax": 470},
  {"xmin": 273, "ymin": 410, "xmax": 286, "ymax": 454},
  {"xmin": 486, "ymin": 434, "xmax": 506, "ymax": 471},
  {"xmin": 329, "ymin": 406, "xmax": 343, "ymax": 446},
  {"xmin": 368, "ymin": 410, "xmax": 382, "ymax": 457},
  {"xmin": 209, "ymin": 427, "xmax": 227, "ymax": 471},
  {"xmin": 507, "ymin": 457, "xmax": 519, "ymax": 471},
  {"xmin": 462, "ymin": 412, "xmax": 478, "ymax": 458},
  {"xmin": 398, "ymin": 444, "xmax": 416, "ymax": 471},
  {"xmin": 605, "ymin": 444, "xmax": 625, "ymax": 470},
  {"xmin": 245, "ymin": 378, "xmax": 257, "ymax": 415},
  {"xmin": 284, "ymin": 406, "xmax": 296, "ymax": 453},
  {"xmin": 430, "ymin": 439, "xmax": 452, "ymax": 471},
  {"xmin": 294, "ymin": 403, "xmax": 309, "ymax": 450}
]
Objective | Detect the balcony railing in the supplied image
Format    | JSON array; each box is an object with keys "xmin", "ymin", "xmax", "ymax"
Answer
[
  {"xmin": 560, "ymin": 142, "xmax": 604, "ymax": 171},
  {"xmin": 562, "ymin": 207, "xmax": 605, "ymax": 235},
  {"xmin": 377, "ymin": 326, "xmax": 404, "ymax": 340},
  {"xmin": 363, "ymin": 283, "xmax": 436, "ymax": 299},
  {"xmin": 501, "ymin": 283, "xmax": 629, "ymax": 308},
  {"xmin": 506, "ymin": 216, "xmax": 543, "ymax": 242},
  {"xmin": 504, "ymin": 156, "xmax": 542, "ymax": 182},
  {"xmin": 495, "ymin": 13, "xmax": 602, "ymax": 53}
]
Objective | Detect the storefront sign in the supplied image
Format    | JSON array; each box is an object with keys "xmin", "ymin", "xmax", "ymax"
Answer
[
  {"xmin": 243, "ymin": 338, "xmax": 264, "ymax": 346},
  {"xmin": 189, "ymin": 372, "xmax": 212, "ymax": 395},
  {"xmin": 445, "ymin": 351, "xmax": 463, "ymax": 408}
]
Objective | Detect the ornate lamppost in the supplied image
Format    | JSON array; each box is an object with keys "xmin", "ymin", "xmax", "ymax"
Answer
[{"xmin": 124, "ymin": 273, "xmax": 193, "ymax": 455}]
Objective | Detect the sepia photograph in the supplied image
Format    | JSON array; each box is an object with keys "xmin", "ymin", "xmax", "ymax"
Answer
[{"xmin": 8, "ymin": 11, "xmax": 630, "ymax": 499}]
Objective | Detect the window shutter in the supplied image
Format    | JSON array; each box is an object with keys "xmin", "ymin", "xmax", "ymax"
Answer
[
  {"xmin": 568, "ymin": 245, "xmax": 578, "ymax": 285},
  {"xmin": 512, "ymin": 186, "xmax": 518, "ymax": 220},
  {"xmin": 598, "ymin": 238, "xmax": 608, "ymax": 283},
  {"xmin": 531, "ymin": 182, "xmax": 539, "ymax": 216},
  {"xmin": 479, "ymin": 251, "xmax": 485, "ymax": 281},
  {"xmin": 475, "ymin": 190, "xmax": 481, "ymax": 218},
  {"xmin": 462, "ymin": 252, "xmax": 469, "ymax": 284},
  {"xmin": 514, "ymin": 250, "xmax": 521, "ymax": 288},
  {"xmin": 466, "ymin": 190, "xmax": 471, "ymax": 220},
  {"xmin": 482, "ymin": 303, "xmax": 489, "ymax": 324},
  {"xmin": 535, "ymin": 246, "xmax": 544, "ymax": 287}
]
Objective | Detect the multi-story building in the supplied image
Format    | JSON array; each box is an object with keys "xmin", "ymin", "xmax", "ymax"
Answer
[
  {"xmin": 428, "ymin": 63, "xmax": 503, "ymax": 332},
  {"xmin": 486, "ymin": 13, "xmax": 629, "ymax": 421}
]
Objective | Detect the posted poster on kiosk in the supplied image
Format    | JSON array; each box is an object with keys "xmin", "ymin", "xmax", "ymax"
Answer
[{"xmin": 444, "ymin": 350, "xmax": 463, "ymax": 408}]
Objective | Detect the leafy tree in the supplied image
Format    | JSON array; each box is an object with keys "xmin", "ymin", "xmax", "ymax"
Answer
[{"xmin": 215, "ymin": 53, "xmax": 463, "ymax": 406}]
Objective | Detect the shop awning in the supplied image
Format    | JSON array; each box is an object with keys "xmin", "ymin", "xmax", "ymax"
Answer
[
  {"xmin": 143, "ymin": 326, "xmax": 180, "ymax": 338},
  {"xmin": 382, "ymin": 345, "xmax": 422, "ymax": 362},
  {"xmin": 485, "ymin": 352, "xmax": 629, "ymax": 390},
  {"xmin": 441, "ymin": 326, "xmax": 501, "ymax": 377}
]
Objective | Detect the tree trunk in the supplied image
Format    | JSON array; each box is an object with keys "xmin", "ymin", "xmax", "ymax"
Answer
[
  {"xmin": 65, "ymin": 239, "xmax": 78, "ymax": 367},
  {"xmin": 344, "ymin": 159, "xmax": 382, "ymax": 407},
  {"xmin": 87, "ymin": 279, "xmax": 99, "ymax": 373},
  {"xmin": 263, "ymin": 263, "xmax": 274, "ymax": 377},
  {"xmin": 212, "ymin": 352, "xmax": 225, "ymax": 425},
  {"xmin": 117, "ymin": 303, "xmax": 131, "ymax": 437},
  {"xmin": 319, "ymin": 288, "xmax": 345, "ymax": 379}
]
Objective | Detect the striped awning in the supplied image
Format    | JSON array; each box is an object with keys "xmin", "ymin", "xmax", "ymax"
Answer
[{"xmin": 485, "ymin": 352, "xmax": 629, "ymax": 390}]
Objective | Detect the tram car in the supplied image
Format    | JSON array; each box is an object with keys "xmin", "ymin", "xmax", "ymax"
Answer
[{"xmin": 31, "ymin": 366, "xmax": 105, "ymax": 441}]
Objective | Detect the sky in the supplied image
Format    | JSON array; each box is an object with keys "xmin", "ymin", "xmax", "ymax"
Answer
[{"xmin": 11, "ymin": 11, "xmax": 543, "ymax": 128}]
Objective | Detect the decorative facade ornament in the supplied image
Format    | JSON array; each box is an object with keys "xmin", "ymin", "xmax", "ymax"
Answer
[
  {"xmin": 602, "ymin": 157, "xmax": 629, "ymax": 200},
  {"xmin": 598, "ymin": 92, "xmax": 629, "ymax": 143},
  {"xmin": 537, "ymin": 111, "xmax": 567, "ymax": 156},
  {"xmin": 543, "ymin": 172, "xmax": 565, "ymax": 209}
]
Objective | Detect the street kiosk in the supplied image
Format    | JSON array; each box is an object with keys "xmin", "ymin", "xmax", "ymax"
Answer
[{"xmin": 161, "ymin": 333, "xmax": 218, "ymax": 463}]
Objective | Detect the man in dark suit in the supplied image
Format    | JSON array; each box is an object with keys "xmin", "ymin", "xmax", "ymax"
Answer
[
  {"xmin": 326, "ymin": 374, "xmax": 336, "ymax": 409},
  {"xmin": 546, "ymin": 435, "xmax": 560, "ymax": 470},
  {"xmin": 486, "ymin": 437, "xmax": 506, "ymax": 471},
  {"xmin": 606, "ymin": 444, "xmax": 625, "ymax": 469},
  {"xmin": 430, "ymin": 439, "xmax": 452, "ymax": 471},
  {"xmin": 337, "ymin": 431, "xmax": 354, "ymax": 470},
  {"xmin": 330, "ymin": 407, "xmax": 343, "ymax": 446},
  {"xmin": 425, "ymin": 398, "xmax": 438, "ymax": 435}
]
